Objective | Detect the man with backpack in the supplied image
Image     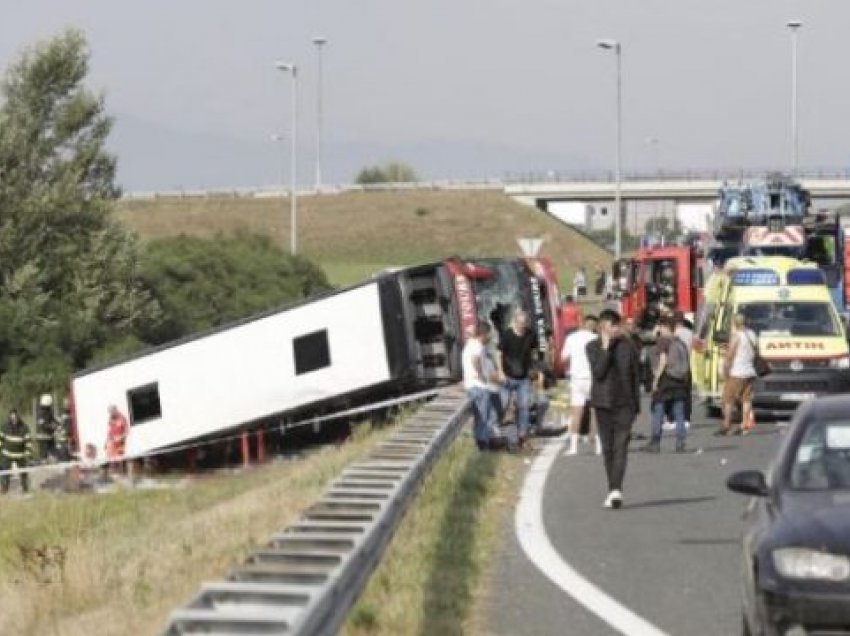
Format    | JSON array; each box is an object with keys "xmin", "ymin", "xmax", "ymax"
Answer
[{"xmin": 642, "ymin": 317, "xmax": 690, "ymax": 453}]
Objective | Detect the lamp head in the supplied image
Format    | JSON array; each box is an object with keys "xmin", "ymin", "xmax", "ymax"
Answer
[
  {"xmin": 313, "ymin": 36, "xmax": 328, "ymax": 46},
  {"xmin": 275, "ymin": 61, "xmax": 296, "ymax": 72},
  {"xmin": 596, "ymin": 39, "xmax": 620, "ymax": 51},
  {"xmin": 786, "ymin": 20, "xmax": 802, "ymax": 30}
]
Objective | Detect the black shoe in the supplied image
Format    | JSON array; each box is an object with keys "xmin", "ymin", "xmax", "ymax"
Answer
[
  {"xmin": 675, "ymin": 441, "xmax": 687, "ymax": 453},
  {"xmin": 640, "ymin": 441, "xmax": 660, "ymax": 453}
]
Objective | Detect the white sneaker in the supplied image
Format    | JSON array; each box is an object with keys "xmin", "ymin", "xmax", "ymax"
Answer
[
  {"xmin": 563, "ymin": 434, "xmax": 579, "ymax": 456},
  {"xmin": 662, "ymin": 420, "xmax": 675, "ymax": 432},
  {"xmin": 603, "ymin": 490, "xmax": 623, "ymax": 509},
  {"xmin": 594, "ymin": 435, "xmax": 603, "ymax": 456}
]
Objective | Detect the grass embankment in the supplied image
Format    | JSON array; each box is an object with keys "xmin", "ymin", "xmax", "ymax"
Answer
[
  {"xmin": 0, "ymin": 423, "xmax": 391, "ymax": 636},
  {"xmin": 342, "ymin": 435, "xmax": 525, "ymax": 636},
  {"xmin": 114, "ymin": 190, "xmax": 611, "ymax": 288}
]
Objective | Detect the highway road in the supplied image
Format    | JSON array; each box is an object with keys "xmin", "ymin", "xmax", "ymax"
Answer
[{"xmin": 484, "ymin": 401, "xmax": 783, "ymax": 636}]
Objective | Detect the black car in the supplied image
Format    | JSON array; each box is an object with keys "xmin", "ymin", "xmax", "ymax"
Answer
[{"xmin": 728, "ymin": 395, "xmax": 850, "ymax": 636}]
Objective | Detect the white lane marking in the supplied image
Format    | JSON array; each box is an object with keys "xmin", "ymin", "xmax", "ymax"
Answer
[{"xmin": 515, "ymin": 435, "xmax": 669, "ymax": 636}]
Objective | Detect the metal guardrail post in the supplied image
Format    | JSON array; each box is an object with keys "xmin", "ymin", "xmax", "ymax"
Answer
[{"xmin": 162, "ymin": 385, "xmax": 470, "ymax": 636}]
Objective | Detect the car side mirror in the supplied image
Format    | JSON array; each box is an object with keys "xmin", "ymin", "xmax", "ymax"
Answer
[{"xmin": 726, "ymin": 470, "xmax": 769, "ymax": 497}]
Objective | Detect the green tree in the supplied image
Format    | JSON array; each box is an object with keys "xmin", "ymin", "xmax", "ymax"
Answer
[
  {"xmin": 0, "ymin": 30, "xmax": 159, "ymax": 403},
  {"xmin": 138, "ymin": 234, "xmax": 331, "ymax": 344},
  {"xmin": 355, "ymin": 161, "xmax": 418, "ymax": 184}
]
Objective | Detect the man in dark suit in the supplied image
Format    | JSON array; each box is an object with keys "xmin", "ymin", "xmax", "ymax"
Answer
[{"xmin": 586, "ymin": 309, "xmax": 641, "ymax": 509}]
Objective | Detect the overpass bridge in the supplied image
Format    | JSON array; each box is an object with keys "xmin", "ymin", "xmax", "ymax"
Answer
[
  {"xmin": 505, "ymin": 172, "xmax": 850, "ymax": 235},
  {"xmin": 505, "ymin": 174, "xmax": 850, "ymax": 207}
]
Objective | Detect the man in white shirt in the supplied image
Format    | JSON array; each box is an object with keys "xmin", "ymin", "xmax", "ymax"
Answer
[
  {"xmin": 561, "ymin": 315, "xmax": 601, "ymax": 456},
  {"xmin": 462, "ymin": 321, "xmax": 502, "ymax": 450}
]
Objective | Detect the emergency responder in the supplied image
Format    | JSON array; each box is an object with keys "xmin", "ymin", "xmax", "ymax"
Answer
[
  {"xmin": 54, "ymin": 398, "xmax": 72, "ymax": 461},
  {"xmin": 104, "ymin": 405, "xmax": 129, "ymax": 479},
  {"xmin": 35, "ymin": 394, "xmax": 58, "ymax": 462},
  {"xmin": 0, "ymin": 409, "xmax": 33, "ymax": 494},
  {"xmin": 658, "ymin": 261, "xmax": 676, "ymax": 310}
]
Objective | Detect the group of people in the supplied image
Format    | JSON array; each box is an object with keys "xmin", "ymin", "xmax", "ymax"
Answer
[
  {"xmin": 0, "ymin": 400, "xmax": 130, "ymax": 494},
  {"xmin": 0, "ymin": 395, "xmax": 73, "ymax": 494},
  {"xmin": 572, "ymin": 266, "xmax": 614, "ymax": 300},
  {"xmin": 461, "ymin": 310, "xmax": 549, "ymax": 452}
]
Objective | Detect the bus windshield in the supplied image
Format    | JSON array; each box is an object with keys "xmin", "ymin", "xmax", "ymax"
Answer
[{"xmin": 738, "ymin": 301, "xmax": 839, "ymax": 337}]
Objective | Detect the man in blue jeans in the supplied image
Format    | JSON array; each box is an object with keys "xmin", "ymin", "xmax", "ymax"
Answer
[
  {"xmin": 642, "ymin": 317, "xmax": 689, "ymax": 453},
  {"xmin": 498, "ymin": 309, "xmax": 539, "ymax": 446},
  {"xmin": 462, "ymin": 321, "xmax": 502, "ymax": 449}
]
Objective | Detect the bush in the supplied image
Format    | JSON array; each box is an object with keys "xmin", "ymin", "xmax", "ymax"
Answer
[
  {"xmin": 138, "ymin": 234, "xmax": 331, "ymax": 345},
  {"xmin": 355, "ymin": 161, "xmax": 418, "ymax": 185}
]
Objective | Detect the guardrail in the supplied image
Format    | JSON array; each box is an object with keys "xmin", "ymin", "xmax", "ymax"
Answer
[
  {"xmin": 162, "ymin": 385, "xmax": 470, "ymax": 636},
  {"xmin": 121, "ymin": 180, "xmax": 505, "ymax": 201}
]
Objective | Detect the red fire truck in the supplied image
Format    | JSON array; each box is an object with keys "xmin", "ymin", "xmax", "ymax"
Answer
[{"xmin": 613, "ymin": 240, "xmax": 706, "ymax": 335}]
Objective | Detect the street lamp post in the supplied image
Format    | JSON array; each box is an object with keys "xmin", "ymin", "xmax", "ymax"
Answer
[
  {"xmin": 597, "ymin": 39, "xmax": 622, "ymax": 258},
  {"xmin": 275, "ymin": 61, "xmax": 298, "ymax": 255},
  {"xmin": 271, "ymin": 133, "xmax": 286, "ymax": 195},
  {"xmin": 312, "ymin": 36, "xmax": 327, "ymax": 191},
  {"xmin": 787, "ymin": 20, "xmax": 802, "ymax": 177}
]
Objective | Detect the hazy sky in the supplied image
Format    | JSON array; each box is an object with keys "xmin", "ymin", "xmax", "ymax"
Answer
[{"xmin": 0, "ymin": 0, "xmax": 844, "ymax": 189}]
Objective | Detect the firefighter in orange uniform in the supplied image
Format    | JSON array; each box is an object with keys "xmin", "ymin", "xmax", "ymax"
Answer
[{"xmin": 105, "ymin": 405, "xmax": 128, "ymax": 477}]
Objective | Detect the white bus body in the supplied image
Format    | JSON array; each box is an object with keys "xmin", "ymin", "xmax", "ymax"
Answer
[{"xmin": 72, "ymin": 283, "xmax": 392, "ymax": 460}]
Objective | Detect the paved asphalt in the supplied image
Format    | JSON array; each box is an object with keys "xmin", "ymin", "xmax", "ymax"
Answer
[{"xmin": 483, "ymin": 400, "xmax": 784, "ymax": 636}]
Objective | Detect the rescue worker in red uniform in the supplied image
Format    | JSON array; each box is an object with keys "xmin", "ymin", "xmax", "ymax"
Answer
[
  {"xmin": 104, "ymin": 405, "xmax": 129, "ymax": 479},
  {"xmin": 0, "ymin": 409, "xmax": 33, "ymax": 494},
  {"xmin": 559, "ymin": 295, "xmax": 583, "ymax": 339},
  {"xmin": 106, "ymin": 405, "xmax": 128, "ymax": 460}
]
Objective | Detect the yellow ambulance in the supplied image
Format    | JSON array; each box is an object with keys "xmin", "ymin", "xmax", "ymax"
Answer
[{"xmin": 692, "ymin": 256, "xmax": 850, "ymax": 416}]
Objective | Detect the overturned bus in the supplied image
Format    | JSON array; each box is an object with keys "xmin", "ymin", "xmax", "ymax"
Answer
[{"xmin": 69, "ymin": 256, "xmax": 564, "ymax": 461}]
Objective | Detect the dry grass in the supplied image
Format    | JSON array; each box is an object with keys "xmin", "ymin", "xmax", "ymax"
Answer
[
  {"xmin": 341, "ymin": 434, "xmax": 525, "ymax": 636},
  {"xmin": 114, "ymin": 190, "xmax": 611, "ymax": 287},
  {"xmin": 0, "ymin": 422, "xmax": 392, "ymax": 636}
]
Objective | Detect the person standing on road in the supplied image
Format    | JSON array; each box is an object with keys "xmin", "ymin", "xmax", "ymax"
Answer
[
  {"xmin": 642, "ymin": 317, "xmax": 690, "ymax": 453},
  {"xmin": 718, "ymin": 313, "xmax": 757, "ymax": 436},
  {"xmin": 573, "ymin": 268, "xmax": 587, "ymax": 299},
  {"xmin": 561, "ymin": 315, "xmax": 600, "ymax": 456},
  {"xmin": 587, "ymin": 309, "xmax": 641, "ymax": 509},
  {"xmin": 559, "ymin": 295, "xmax": 583, "ymax": 340},
  {"xmin": 498, "ymin": 309, "xmax": 538, "ymax": 447},
  {"xmin": 673, "ymin": 311, "xmax": 694, "ymax": 349},
  {"xmin": 462, "ymin": 321, "xmax": 502, "ymax": 450},
  {"xmin": 673, "ymin": 311, "xmax": 694, "ymax": 430}
]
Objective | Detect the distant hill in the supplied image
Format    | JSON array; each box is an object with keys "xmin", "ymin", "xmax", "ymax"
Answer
[{"xmin": 114, "ymin": 190, "xmax": 611, "ymax": 288}]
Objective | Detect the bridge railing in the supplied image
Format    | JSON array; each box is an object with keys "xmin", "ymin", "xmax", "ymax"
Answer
[{"xmin": 503, "ymin": 167, "xmax": 850, "ymax": 184}]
